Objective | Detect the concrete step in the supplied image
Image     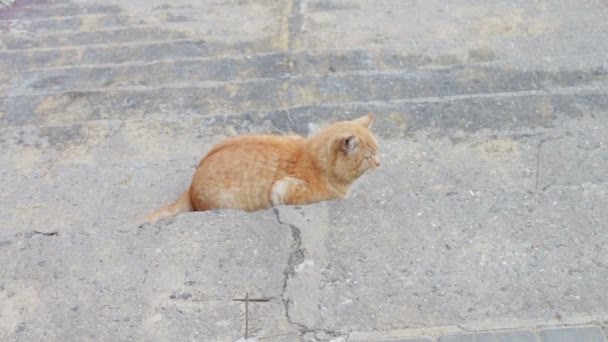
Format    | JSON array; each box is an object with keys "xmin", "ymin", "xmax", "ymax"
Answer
[
  {"xmin": 1, "ymin": 113, "xmax": 606, "ymax": 232},
  {"xmin": 0, "ymin": 26, "xmax": 193, "ymax": 50},
  {"xmin": 0, "ymin": 0, "xmax": 69, "ymax": 6},
  {"xmin": 294, "ymin": 0, "xmax": 608, "ymax": 60},
  {"xmin": 277, "ymin": 183, "xmax": 608, "ymax": 334},
  {"xmin": 0, "ymin": 2, "xmax": 269, "ymax": 35},
  {"xmin": 0, "ymin": 13, "xmax": 135, "ymax": 34},
  {"xmin": 1, "ymin": 182, "xmax": 607, "ymax": 340},
  {"xmin": 0, "ymin": 38, "xmax": 276, "ymax": 71},
  {"xmin": 0, "ymin": 160, "xmax": 195, "ymax": 231},
  {"xmin": 0, "ymin": 0, "xmax": 281, "ymax": 35},
  {"xmin": 4, "ymin": 51, "xmax": 608, "ymax": 95},
  {"xmin": 1, "ymin": 0, "xmax": 608, "ymax": 339},
  {"xmin": 2, "ymin": 89, "xmax": 607, "ymax": 147},
  {"xmin": 0, "ymin": 2, "xmax": 121, "ymax": 20},
  {"xmin": 0, "ymin": 210, "xmax": 295, "ymax": 341},
  {"xmin": 2, "ymin": 70, "xmax": 607, "ymax": 127},
  {"xmin": 5, "ymin": 53, "xmax": 293, "ymax": 92}
]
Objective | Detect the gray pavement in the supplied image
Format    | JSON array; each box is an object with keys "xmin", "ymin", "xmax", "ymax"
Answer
[{"xmin": 1, "ymin": 0, "xmax": 608, "ymax": 341}]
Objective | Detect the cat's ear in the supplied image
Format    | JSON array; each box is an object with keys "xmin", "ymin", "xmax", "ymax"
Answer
[
  {"xmin": 352, "ymin": 113, "xmax": 375, "ymax": 129},
  {"xmin": 340, "ymin": 135, "xmax": 359, "ymax": 154}
]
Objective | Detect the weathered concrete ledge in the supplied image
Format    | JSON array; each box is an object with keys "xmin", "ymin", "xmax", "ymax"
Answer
[
  {"xmin": 2, "ymin": 186, "xmax": 608, "ymax": 340},
  {"xmin": 0, "ymin": 210, "xmax": 297, "ymax": 341}
]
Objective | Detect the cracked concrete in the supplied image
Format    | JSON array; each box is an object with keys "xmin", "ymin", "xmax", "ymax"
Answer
[
  {"xmin": 0, "ymin": 211, "xmax": 296, "ymax": 341},
  {"xmin": 2, "ymin": 0, "xmax": 608, "ymax": 341},
  {"xmin": 281, "ymin": 187, "xmax": 607, "ymax": 335},
  {"xmin": 274, "ymin": 207, "xmax": 308, "ymax": 337}
]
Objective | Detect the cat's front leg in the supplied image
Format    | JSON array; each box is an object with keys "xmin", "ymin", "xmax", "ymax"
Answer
[
  {"xmin": 271, "ymin": 176, "xmax": 335, "ymax": 206},
  {"xmin": 271, "ymin": 176, "xmax": 306, "ymax": 206}
]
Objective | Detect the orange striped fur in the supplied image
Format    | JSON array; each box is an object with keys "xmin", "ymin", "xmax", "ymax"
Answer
[{"xmin": 144, "ymin": 114, "xmax": 380, "ymax": 223}]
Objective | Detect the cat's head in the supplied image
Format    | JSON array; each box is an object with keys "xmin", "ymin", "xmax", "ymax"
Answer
[{"xmin": 317, "ymin": 113, "xmax": 380, "ymax": 182}]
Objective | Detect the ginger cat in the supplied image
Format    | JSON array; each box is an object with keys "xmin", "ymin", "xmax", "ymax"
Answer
[{"xmin": 144, "ymin": 114, "xmax": 380, "ymax": 223}]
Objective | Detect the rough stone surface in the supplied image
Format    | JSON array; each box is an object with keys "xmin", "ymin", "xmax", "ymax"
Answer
[
  {"xmin": 439, "ymin": 330, "xmax": 537, "ymax": 342},
  {"xmin": 1, "ymin": 0, "xmax": 608, "ymax": 341},
  {"xmin": 279, "ymin": 187, "xmax": 608, "ymax": 333},
  {"xmin": 378, "ymin": 338, "xmax": 435, "ymax": 342},
  {"xmin": 538, "ymin": 326, "xmax": 607, "ymax": 342},
  {"xmin": 0, "ymin": 211, "xmax": 295, "ymax": 341}
]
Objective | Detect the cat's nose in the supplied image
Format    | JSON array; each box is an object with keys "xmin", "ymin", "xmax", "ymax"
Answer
[{"xmin": 373, "ymin": 156, "xmax": 380, "ymax": 167}]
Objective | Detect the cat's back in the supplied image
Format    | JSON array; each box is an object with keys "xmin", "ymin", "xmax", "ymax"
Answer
[
  {"xmin": 203, "ymin": 134, "xmax": 304, "ymax": 162},
  {"xmin": 198, "ymin": 134, "xmax": 306, "ymax": 175}
]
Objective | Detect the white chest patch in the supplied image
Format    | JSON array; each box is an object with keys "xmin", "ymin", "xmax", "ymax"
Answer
[{"xmin": 271, "ymin": 176, "xmax": 303, "ymax": 206}]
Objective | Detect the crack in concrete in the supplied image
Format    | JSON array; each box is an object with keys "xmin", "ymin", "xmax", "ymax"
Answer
[
  {"xmin": 601, "ymin": 323, "xmax": 608, "ymax": 341},
  {"xmin": 455, "ymin": 324, "xmax": 476, "ymax": 333},
  {"xmin": 30, "ymin": 230, "xmax": 59, "ymax": 237},
  {"xmin": 272, "ymin": 207, "xmax": 345, "ymax": 341},
  {"xmin": 273, "ymin": 208, "xmax": 306, "ymax": 333},
  {"xmin": 575, "ymin": 94, "xmax": 607, "ymax": 107},
  {"xmin": 576, "ymin": 143, "xmax": 604, "ymax": 151}
]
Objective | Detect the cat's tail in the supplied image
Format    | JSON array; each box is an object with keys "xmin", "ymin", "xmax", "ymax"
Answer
[{"xmin": 143, "ymin": 190, "xmax": 193, "ymax": 223}]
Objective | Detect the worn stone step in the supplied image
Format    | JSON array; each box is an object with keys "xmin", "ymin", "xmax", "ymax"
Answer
[
  {"xmin": 0, "ymin": 2, "xmax": 121, "ymax": 20},
  {"xmin": 0, "ymin": 26, "xmax": 193, "ymax": 50},
  {"xmin": 0, "ymin": 0, "xmax": 284, "ymax": 35},
  {"xmin": 0, "ymin": 48, "xmax": 475, "ymax": 93},
  {"xmin": 1, "ymin": 90, "xmax": 606, "ymax": 136},
  {"xmin": 0, "ymin": 3, "xmax": 259, "ymax": 35},
  {"xmin": 2, "ymin": 52, "xmax": 607, "ymax": 97},
  {"xmin": 2, "ymin": 112, "xmax": 606, "ymax": 232},
  {"xmin": 0, "ymin": 13, "xmax": 134, "ymax": 33},
  {"xmin": 276, "ymin": 90, "xmax": 608, "ymax": 134},
  {"xmin": 5, "ymin": 53, "xmax": 292, "ymax": 92},
  {"xmin": 5, "ymin": 51, "xmax": 608, "ymax": 95},
  {"xmin": 1, "ymin": 25, "xmax": 605, "ymax": 73},
  {"xmin": 0, "ymin": 38, "xmax": 276, "ymax": 71},
  {"xmin": 0, "ymin": 160, "xmax": 195, "ymax": 231},
  {"xmin": 2, "ymin": 64, "xmax": 607, "ymax": 126},
  {"xmin": 295, "ymin": 0, "xmax": 608, "ymax": 60},
  {"xmin": 1, "ymin": 50, "xmax": 383, "ymax": 92},
  {"xmin": 1, "ymin": 0, "xmax": 70, "ymax": 7},
  {"xmin": 1, "ymin": 183, "xmax": 608, "ymax": 339},
  {"xmin": 0, "ymin": 210, "xmax": 294, "ymax": 341},
  {"xmin": 277, "ymin": 183, "xmax": 608, "ymax": 333}
]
